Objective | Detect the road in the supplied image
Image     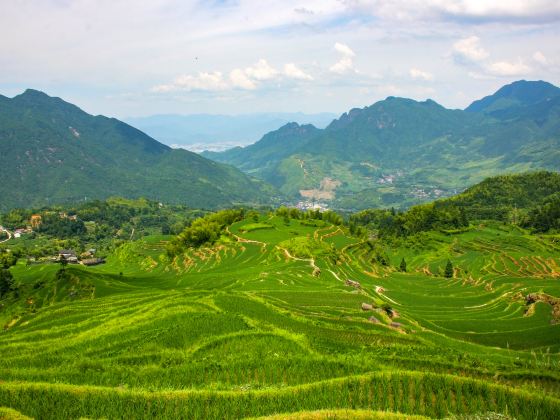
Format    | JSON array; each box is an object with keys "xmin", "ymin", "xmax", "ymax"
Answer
[{"xmin": 0, "ymin": 226, "xmax": 12, "ymax": 243}]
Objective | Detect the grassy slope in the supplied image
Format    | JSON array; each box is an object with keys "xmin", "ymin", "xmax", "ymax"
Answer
[{"xmin": 0, "ymin": 218, "xmax": 559, "ymax": 418}]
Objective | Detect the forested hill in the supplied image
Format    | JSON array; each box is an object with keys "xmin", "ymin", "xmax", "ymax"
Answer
[
  {"xmin": 205, "ymin": 80, "xmax": 560, "ymax": 210},
  {"xmin": 350, "ymin": 171, "xmax": 560, "ymax": 237},
  {"xmin": 0, "ymin": 89, "xmax": 276, "ymax": 210}
]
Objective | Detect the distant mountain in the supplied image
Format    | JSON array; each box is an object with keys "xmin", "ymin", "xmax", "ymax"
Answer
[
  {"xmin": 206, "ymin": 80, "xmax": 560, "ymax": 210},
  {"xmin": 125, "ymin": 112, "xmax": 337, "ymax": 152},
  {"xmin": 0, "ymin": 89, "xmax": 276, "ymax": 211},
  {"xmin": 465, "ymin": 80, "xmax": 560, "ymax": 116}
]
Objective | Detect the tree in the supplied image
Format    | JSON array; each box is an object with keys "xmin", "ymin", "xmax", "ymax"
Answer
[
  {"xmin": 444, "ymin": 260, "xmax": 454, "ymax": 278},
  {"xmin": 400, "ymin": 258, "xmax": 407, "ymax": 272},
  {"xmin": 59, "ymin": 254, "xmax": 68, "ymax": 272},
  {"xmin": 0, "ymin": 269, "xmax": 13, "ymax": 296},
  {"xmin": 459, "ymin": 207, "xmax": 469, "ymax": 227}
]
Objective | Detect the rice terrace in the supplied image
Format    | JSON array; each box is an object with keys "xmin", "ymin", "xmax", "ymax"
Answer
[{"xmin": 1, "ymin": 185, "xmax": 560, "ymax": 418}]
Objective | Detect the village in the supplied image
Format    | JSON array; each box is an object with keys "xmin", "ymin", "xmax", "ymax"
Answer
[{"xmin": 0, "ymin": 213, "xmax": 105, "ymax": 267}]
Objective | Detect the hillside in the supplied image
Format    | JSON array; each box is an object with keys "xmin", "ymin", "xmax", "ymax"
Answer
[
  {"xmin": 445, "ymin": 171, "xmax": 560, "ymax": 218},
  {"xmin": 206, "ymin": 80, "xmax": 560, "ymax": 210},
  {"xmin": 350, "ymin": 171, "xmax": 560, "ymax": 239},
  {"xmin": 1, "ymin": 203, "xmax": 559, "ymax": 418},
  {"xmin": 0, "ymin": 90, "xmax": 276, "ymax": 210}
]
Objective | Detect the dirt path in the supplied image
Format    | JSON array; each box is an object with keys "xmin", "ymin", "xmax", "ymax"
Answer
[
  {"xmin": 278, "ymin": 246, "xmax": 320, "ymax": 275},
  {"xmin": 0, "ymin": 226, "xmax": 12, "ymax": 243},
  {"xmin": 225, "ymin": 226, "xmax": 267, "ymax": 247}
]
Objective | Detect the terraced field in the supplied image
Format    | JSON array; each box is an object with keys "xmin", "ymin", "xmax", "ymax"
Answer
[{"xmin": 1, "ymin": 216, "xmax": 559, "ymax": 419}]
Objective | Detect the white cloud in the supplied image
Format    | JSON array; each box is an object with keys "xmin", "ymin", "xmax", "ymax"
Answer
[
  {"xmin": 151, "ymin": 71, "xmax": 228, "ymax": 92},
  {"xmin": 330, "ymin": 57, "xmax": 354, "ymax": 74},
  {"xmin": 486, "ymin": 59, "xmax": 531, "ymax": 76},
  {"xmin": 409, "ymin": 67, "xmax": 433, "ymax": 81},
  {"xmin": 435, "ymin": 0, "xmax": 560, "ymax": 23},
  {"xmin": 453, "ymin": 36, "xmax": 489, "ymax": 63},
  {"xmin": 343, "ymin": 1, "xmax": 560, "ymax": 24},
  {"xmin": 533, "ymin": 51, "xmax": 548, "ymax": 66},
  {"xmin": 229, "ymin": 68, "xmax": 257, "ymax": 90},
  {"xmin": 330, "ymin": 42, "xmax": 356, "ymax": 74},
  {"xmin": 284, "ymin": 63, "xmax": 314, "ymax": 80},
  {"xmin": 153, "ymin": 58, "xmax": 316, "ymax": 93},
  {"xmin": 334, "ymin": 42, "xmax": 355, "ymax": 57},
  {"xmin": 244, "ymin": 59, "xmax": 278, "ymax": 81}
]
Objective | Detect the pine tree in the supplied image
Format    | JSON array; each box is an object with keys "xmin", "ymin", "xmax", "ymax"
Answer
[
  {"xmin": 459, "ymin": 207, "xmax": 469, "ymax": 227},
  {"xmin": 400, "ymin": 257, "xmax": 407, "ymax": 272},
  {"xmin": 444, "ymin": 260, "xmax": 454, "ymax": 278}
]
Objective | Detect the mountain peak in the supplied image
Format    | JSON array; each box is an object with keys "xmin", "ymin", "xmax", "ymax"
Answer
[
  {"xmin": 12, "ymin": 88, "xmax": 81, "ymax": 113},
  {"xmin": 466, "ymin": 80, "xmax": 560, "ymax": 114},
  {"xmin": 15, "ymin": 89, "xmax": 55, "ymax": 102}
]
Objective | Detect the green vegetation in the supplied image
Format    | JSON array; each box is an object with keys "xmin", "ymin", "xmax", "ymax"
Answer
[
  {"xmin": 207, "ymin": 80, "xmax": 560, "ymax": 210},
  {"xmin": 0, "ymin": 175, "xmax": 559, "ymax": 419},
  {"xmin": 0, "ymin": 173, "xmax": 560, "ymax": 420},
  {"xmin": 0, "ymin": 198, "xmax": 206, "ymax": 260},
  {"xmin": 167, "ymin": 209, "xmax": 245, "ymax": 253},
  {"xmin": 0, "ymin": 90, "xmax": 277, "ymax": 211}
]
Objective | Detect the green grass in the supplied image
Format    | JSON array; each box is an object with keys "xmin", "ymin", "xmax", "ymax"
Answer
[{"xmin": 0, "ymin": 219, "xmax": 559, "ymax": 418}]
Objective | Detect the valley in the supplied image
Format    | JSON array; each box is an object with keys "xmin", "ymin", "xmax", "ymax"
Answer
[{"xmin": 3, "ymin": 3, "xmax": 560, "ymax": 419}]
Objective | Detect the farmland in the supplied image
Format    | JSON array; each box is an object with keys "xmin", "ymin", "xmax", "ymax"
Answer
[{"xmin": 0, "ymin": 214, "xmax": 559, "ymax": 419}]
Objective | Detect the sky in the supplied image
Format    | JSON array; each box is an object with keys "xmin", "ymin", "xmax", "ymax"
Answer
[{"xmin": 1, "ymin": 0, "xmax": 559, "ymax": 118}]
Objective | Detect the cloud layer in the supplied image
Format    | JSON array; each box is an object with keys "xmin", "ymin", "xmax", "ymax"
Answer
[{"xmin": 0, "ymin": 1, "xmax": 558, "ymax": 116}]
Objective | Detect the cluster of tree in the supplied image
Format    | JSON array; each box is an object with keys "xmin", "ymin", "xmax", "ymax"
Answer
[
  {"xmin": 1, "ymin": 250, "xmax": 20, "ymax": 269},
  {"xmin": 350, "ymin": 202, "xmax": 469, "ymax": 238},
  {"xmin": 0, "ymin": 208, "xmax": 33, "ymax": 230},
  {"xmin": 35, "ymin": 214, "xmax": 87, "ymax": 238},
  {"xmin": 167, "ymin": 209, "xmax": 245, "ymax": 256},
  {"xmin": 364, "ymin": 240, "xmax": 390, "ymax": 266},
  {"xmin": 275, "ymin": 207, "xmax": 344, "ymax": 226},
  {"xmin": 0, "ymin": 269, "xmax": 13, "ymax": 297},
  {"xmin": 522, "ymin": 193, "xmax": 560, "ymax": 233},
  {"xmin": 444, "ymin": 171, "xmax": 560, "ymax": 222},
  {"xmin": 0, "ymin": 250, "xmax": 19, "ymax": 298}
]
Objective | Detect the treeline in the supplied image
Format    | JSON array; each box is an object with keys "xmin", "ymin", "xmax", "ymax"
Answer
[
  {"xmin": 350, "ymin": 202, "xmax": 469, "ymax": 238},
  {"xmin": 522, "ymin": 193, "xmax": 560, "ymax": 233},
  {"xmin": 350, "ymin": 171, "xmax": 560, "ymax": 236},
  {"xmin": 167, "ymin": 209, "xmax": 245, "ymax": 256},
  {"xmin": 275, "ymin": 206, "xmax": 344, "ymax": 226},
  {"xmin": 36, "ymin": 214, "xmax": 87, "ymax": 237},
  {"xmin": 444, "ymin": 171, "xmax": 560, "ymax": 222}
]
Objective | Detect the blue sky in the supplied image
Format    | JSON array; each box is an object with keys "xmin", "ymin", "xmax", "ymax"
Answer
[{"xmin": 1, "ymin": 0, "xmax": 559, "ymax": 118}]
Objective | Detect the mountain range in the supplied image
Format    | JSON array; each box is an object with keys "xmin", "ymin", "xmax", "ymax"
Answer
[
  {"xmin": 1, "ymin": 80, "xmax": 559, "ymax": 212},
  {"xmin": 125, "ymin": 112, "xmax": 337, "ymax": 152},
  {"xmin": 0, "ymin": 90, "xmax": 275, "ymax": 211},
  {"xmin": 203, "ymin": 80, "xmax": 560, "ymax": 210}
]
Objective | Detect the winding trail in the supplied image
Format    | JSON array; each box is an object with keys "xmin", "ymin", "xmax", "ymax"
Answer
[
  {"xmin": 277, "ymin": 246, "xmax": 320, "ymax": 275},
  {"xmin": 225, "ymin": 226, "xmax": 267, "ymax": 248},
  {"xmin": 0, "ymin": 226, "xmax": 12, "ymax": 243}
]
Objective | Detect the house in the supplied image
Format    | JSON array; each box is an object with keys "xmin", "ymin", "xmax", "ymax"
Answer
[
  {"xmin": 58, "ymin": 250, "xmax": 78, "ymax": 264},
  {"xmin": 81, "ymin": 258, "xmax": 105, "ymax": 266},
  {"xmin": 14, "ymin": 228, "xmax": 30, "ymax": 238}
]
